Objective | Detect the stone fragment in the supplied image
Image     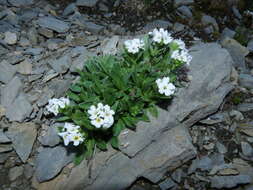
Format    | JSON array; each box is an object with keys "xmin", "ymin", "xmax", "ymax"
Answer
[
  {"xmin": 0, "ymin": 60, "xmax": 16, "ymax": 84},
  {"xmin": 9, "ymin": 166, "xmax": 24, "ymax": 181},
  {"xmin": 38, "ymin": 125, "xmax": 60, "ymax": 147},
  {"xmin": 0, "ymin": 144, "xmax": 12, "ymax": 153},
  {"xmin": 48, "ymin": 55, "xmax": 71, "ymax": 74},
  {"xmin": 241, "ymin": 142, "xmax": 253, "ymax": 158},
  {"xmin": 8, "ymin": 0, "xmax": 33, "ymax": 7},
  {"xmin": 18, "ymin": 59, "xmax": 32, "ymax": 75},
  {"xmin": 210, "ymin": 175, "xmax": 251, "ymax": 189},
  {"xmin": 63, "ymin": 3, "xmax": 77, "ymax": 16},
  {"xmin": 76, "ymin": 0, "xmax": 98, "ymax": 7},
  {"xmin": 239, "ymin": 74, "xmax": 253, "ymax": 89},
  {"xmin": 38, "ymin": 17, "xmax": 70, "ymax": 33},
  {"xmin": 0, "ymin": 130, "xmax": 11, "ymax": 143},
  {"xmin": 6, "ymin": 123, "xmax": 37, "ymax": 162},
  {"xmin": 35, "ymin": 146, "xmax": 74, "ymax": 182},
  {"xmin": 4, "ymin": 31, "xmax": 17, "ymax": 45},
  {"xmin": 159, "ymin": 178, "xmax": 176, "ymax": 190},
  {"xmin": 237, "ymin": 103, "xmax": 253, "ymax": 112}
]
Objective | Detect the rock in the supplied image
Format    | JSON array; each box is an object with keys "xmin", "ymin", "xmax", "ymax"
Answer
[
  {"xmin": 0, "ymin": 60, "xmax": 17, "ymax": 84},
  {"xmin": 24, "ymin": 48, "xmax": 44, "ymax": 56},
  {"xmin": 0, "ymin": 105, "xmax": 5, "ymax": 119},
  {"xmin": 159, "ymin": 178, "xmax": 176, "ymax": 190},
  {"xmin": 199, "ymin": 112, "xmax": 228, "ymax": 125},
  {"xmin": 232, "ymin": 6, "xmax": 242, "ymax": 19},
  {"xmin": 101, "ymin": 36, "xmax": 119, "ymax": 55},
  {"xmin": 38, "ymin": 43, "xmax": 233, "ymax": 190},
  {"xmin": 229, "ymin": 110, "xmax": 244, "ymax": 121},
  {"xmin": 240, "ymin": 128, "xmax": 253, "ymax": 137},
  {"xmin": 9, "ymin": 166, "xmax": 24, "ymax": 181},
  {"xmin": 241, "ymin": 142, "xmax": 253, "ymax": 158},
  {"xmin": 0, "ymin": 130, "xmax": 11, "ymax": 143},
  {"xmin": 8, "ymin": 0, "xmax": 33, "ymax": 7},
  {"xmin": 220, "ymin": 28, "xmax": 236, "ymax": 40},
  {"xmin": 76, "ymin": 0, "xmax": 98, "ymax": 7},
  {"xmin": 39, "ymin": 125, "xmax": 60, "ymax": 147},
  {"xmin": 63, "ymin": 3, "xmax": 77, "ymax": 16},
  {"xmin": 177, "ymin": 6, "xmax": 192, "ymax": 18},
  {"xmin": 210, "ymin": 175, "xmax": 251, "ymax": 189},
  {"xmin": 173, "ymin": 22, "xmax": 185, "ymax": 32},
  {"xmin": 38, "ymin": 17, "xmax": 70, "ymax": 33},
  {"xmin": 201, "ymin": 15, "xmax": 219, "ymax": 31},
  {"xmin": 6, "ymin": 123, "xmax": 37, "ymax": 162},
  {"xmin": 18, "ymin": 59, "xmax": 32, "ymax": 75},
  {"xmin": 37, "ymin": 89, "xmax": 54, "ymax": 107},
  {"xmin": 24, "ymin": 164, "xmax": 34, "ymax": 179},
  {"xmin": 48, "ymin": 54, "xmax": 71, "ymax": 74},
  {"xmin": 27, "ymin": 27, "xmax": 38, "ymax": 45},
  {"xmin": 0, "ymin": 152, "xmax": 11, "ymax": 163},
  {"xmin": 221, "ymin": 37, "xmax": 249, "ymax": 68},
  {"xmin": 216, "ymin": 142, "xmax": 228, "ymax": 154},
  {"xmin": 82, "ymin": 21, "xmax": 104, "ymax": 34},
  {"xmin": 237, "ymin": 103, "xmax": 253, "ymax": 112},
  {"xmin": 38, "ymin": 28, "xmax": 54, "ymax": 38},
  {"xmin": 239, "ymin": 74, "xmax": 253, "ymax": 89},
  {"xmin": 0, "ymin": 144, "xmax": 12, "ymax": 153},
  {"xmin": 35, "ymin": 146, "xmax": 74, "ymax": 182},
  {"xmin": 48, "ymin": 79, "xmax": 71, "ymax": 98},
  {"xmin": 4, "ymin": 31, "xmax": 17, "ymax": 45},
  {"xmin": 142, "ymin": 20, "xmax": 173, "ymax": 32},
  {"xmin": 70, "ymin": 50, "xmax": 94, "ymax": 73},
  {"xmin": 5, "ymin": 93, "xmax": 33, "ymax": 122},
  {"xmin": 171, "ymin": 168, "xmax": 183, "ymax": 183},
  {"xmin": 174, "ymin": 0, "xmax": 194, "ymax": 7},
  {"xmin": 247, "ymin": 39, "xmax": 253, "ymax": 52},
  {"xmin": 0, "ymin": 76, "xmax": 22, "ymax": 109},
  {"xmin": 218, "ymin": 168, "xmax": 239, "ymax": 176}
]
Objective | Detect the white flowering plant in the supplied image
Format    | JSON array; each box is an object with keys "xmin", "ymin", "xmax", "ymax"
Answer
[{"xmin": 46, "ymin": 28, "xmax": 192, "ymax": 164}]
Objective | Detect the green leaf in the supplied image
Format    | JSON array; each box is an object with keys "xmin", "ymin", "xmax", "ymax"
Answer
[
  {"xmin": 74, "ymin": 152, "xmax": 85, "ymax": 165},
  {"xmin": 96, "ymin": 140, "xmax": 107, "ymax": 151},
  {"xmin": 56, "ymin": 116, "xmax": 70, "ymax": 122},
  {"xmin": 113, "ymin": 119, "xmax": 125, "ymax": 136},
  {"xmin": 122, "ymin": 116, "xmax": 136, "ymax": 130},
  {"xmin": 70, "ymin": 85, "xmax": 82, "ymax": 93},
  {"xmin": 67, "ymin": 92, "xmax": 81, "ymax": 102},
  {"xmin": 140, "ymin": 112, "xmax": 150, "ymax": 122},
  {"xmin": 85, "ymin": 139, "xmax": 95, "ymax": 158},
  {"xmin": 148, "ymin": 106, "xmax": 158, "ymax": 118},
  {"xmin": 110, "ymin": 136, "xmax": 119, "ymax": 149}
]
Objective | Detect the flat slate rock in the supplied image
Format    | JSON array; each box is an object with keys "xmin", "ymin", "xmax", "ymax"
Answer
[
  {"xmin": 35, "ymin": 146, "xmax": 74, "ymax": 182},
  {"xmin": 0, "ymin": 60, "xmax": 16, "ymax": 83},
  {"xmin": 6, "ymin": 123, "xmax": 37, "ymax": 162},
  {"xmin": 37, "ymin": 42, "xmax": 233, "ymax": 190},
  {"xmin": 76, "ymin": 0, "xmax": 98, "ymax": 7},
  {"xmin": 37, "ymin": 17, "xmax": 70, "ymax": 33}
]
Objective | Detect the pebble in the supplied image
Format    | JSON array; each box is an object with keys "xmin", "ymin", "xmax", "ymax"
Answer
[
  {"xmin": 4, "ymin": 31, "xmax": 17, "ymax": 45},
  {"xmin": 241, "ymin": 142, "xmax": 253, "ymax": 158},
  {"xmin": 0, "ymin": 60, "xmax": 17, "ymax": 84},
  {"xmin": 8, "ymin": 166, "xmax": 24, "ymax": 181}
]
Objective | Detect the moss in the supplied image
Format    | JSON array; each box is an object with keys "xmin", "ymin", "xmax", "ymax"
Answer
[{"xmin": 231, "ymin": 93, "xmax": 243, "ymax": 105}]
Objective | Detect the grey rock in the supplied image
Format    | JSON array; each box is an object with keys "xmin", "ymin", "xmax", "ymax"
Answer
[
  {"xmin": 239, "ymin": 74, "xmax": 253, "ymax": 89},
  {"xmin": 39, "ymin": 126, "xmax": 60, "ymax": 147},
  {"xmin": 76, "ymin": 0, "xmax": 98, "ymax": 7},
  {"xmin": 82, "ymin": 21, "xmax": 104, "ymax": 34},
  {"xmin": 4, "ymin": 31, "xmax": 17, "ymax": 45},
  {"xmin": 24, "ymin": 164, "xmax": 33, "ymax": 179},
  {"xmin": 5, "ymin": 93, "xmax": 33, "ymax": 122},
  {"xmin": 9, "ymin": 166, "xmax": 23, "ymax": 181},
  {"xmin": 216, "ymin": 142, "xmax": 228, "ymax": 154},
  {"xmin": 18, "ymin": 59, "xmax": 33, "ymax": 75},
  {"xmin": 6, "ymin": 123, "xmax": 37, "ymax": 162},
  {"xmin": 210, "ymin": 175, "xmax": 251, "ymax": 189},
  {"xmin": 49, "ymin": 79, "xmax": 71, "ymax": 98},
  {"xmin": 0, "ymin": 131, "xmax": 11, "ymax": 143},
  {"xmin": 232, "ymin": 6, "xmax": 242, "ymax": 19},
  {"xmin": 35, "ymin": 146, "xmax": 74, "ymax": 182},
  {"xmin": 229, "ymin": 110, "xmax": 244, "ymax": 121},
  {"xmin": 173, "ymin": 22, "xmax": 185, "ymax": 32},
  {"xmin": 0, "ymin": 144, "xmax": 12, "ymax": 153},
  {"xmin": 220, "ymin": 28, "xmax": 236, "ymax": 40},
  {"xmin": 174, "ymin": 0, "xmax": 194, "ymax": 7},
  {"xmin": 241, "ymin": 142, "xmax": 253, "ymax": 158},
  {"xmin": 38, "ymin": 28, "xmax": 54, "ymax": 38},
  {"xmin": 201, "ymin": 15, "xmax": 219, "ymax": 31},
  {"xmin": 24, "ymin": 48, "xmax": 43, "ymax": 56},
  {"xmin": 8, "ymin": 0, "xmax": 33, "ymax": 7},
  {"xmin": 159, "ymin": 178, "xmax": 176, "ymax": 190},
  {"xmin": 0, "ymin": 152, "xmax": 11, "ymax": 163},
  {"xmin": 63, "ymin": 3, "xmax": 77, "ymax": 16},
  {"xmin": 196, "ymin": 156, "xmax": 213, "ymax": 171},
  {"xmin": 0, "ymin": 60, "xmax": 17, "ymax": 84},
  {"xmin": 171, "ymin": 168, "xmax": 183, "ymax": 183},
  {"xmin": 221, "ymin": 37, "xmax": 249, "ymax": 68},
  {"xmin": 37, "ymin": 89, "xmax": 54, "ymax": 107},
  {"xmin": 142, "ymin": 20, "xmax": 173, "ymax": 33},
  {"xmin": 237, "ymin": 103, "xmax": 253, "ymax": 112},
  {"xmin": 48, "ymin": 54, "xmax": 71, "ymax": 74},
  {"xmin": 177, "ymin": 6, "xmax": 192, "ymax": 18},
  {"xmin": 0, "ymin": 76, "xmax": 22, "ymax": 109},
  {"xmin": 38, "ymin": 17, "xmax": 70, "ymax": 33},
  {"xmin": 101, "ymin": 36, "xmax": 119, "ymax": 55},
  {"xmin": 70, "ymin": 50, "xmax": 94, "ymax": 73},
  {"xmin": 204, "ymin": 26, "xmax": 214, "ymax": 35},
  {"xmin": 247, "ymin": 39, "xmax": 253, "ymax": 52},
  {"xmin": 27, "ymin": 27, "xmax": 37, "ymax": 45},
  {"xmin": 199, "ymin": 112, "xmax": 228, "ymax": 125}
]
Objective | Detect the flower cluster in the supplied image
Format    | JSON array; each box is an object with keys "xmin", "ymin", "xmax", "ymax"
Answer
[
  {"xmin": 149, "ymin": 28, "xmax": 173, "ymax": 45},
  {"xmin": 88, "ymin": 103, "xmax": 115, "ymax": 129},
  {"xmin": 171, "ymin": 49, "xmax": 192, "ymax": 66},
  {"xmin": 46, "ymin": 97, "xmax": 70, "ymax": 116},
  {"xmin": 156, "ymin": 77, "xmax": 176, "ymax": 96},
  {"xmin": 124, "ymin": 39, "xmax": 145, "ymax": 54},
  {"xmin": 58, "ymin": 123, "xmax": 84, "ymax": 146}
]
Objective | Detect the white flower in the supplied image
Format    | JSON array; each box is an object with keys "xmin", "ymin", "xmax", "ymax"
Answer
[
  {"xmin": 173, "ymin": 39, "xmax": 186, "ymax": 50},
  {"xmin": 156, "ymin": 77, "xmax": 176, "ymax": 96},
  {"xmin": 124, "ymin": 39, "xmax": 145, "ymax": 54},
  {"xmin": 46, "ymin": 97, "xmax": 70, "ymax": 116},
  {"xmin": 88, "ymin": 103, "xmax": 115, "ymax": 129},
  {"xmin": 171, "ymin": 49, "xmax": 192, "ymax": 65},
  {"xmin": 91, "ymin": 117, "xmax": 104, "ymax": 128},
  {"xmin": 58, "ymin": 131, "xmax": 71, "ymax": 146},
  {"xmin": 149, "ymin": 28, "xmax": 173, "ymax": 44},
  {"xmin": 64, "ymin": 123, "xmax": 80, "ymax": 134},
  {"xmin": 70, "ymin": 132, "xmax": 84, "ymax": 146}
]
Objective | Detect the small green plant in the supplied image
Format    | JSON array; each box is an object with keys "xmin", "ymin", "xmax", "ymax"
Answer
[{"xmin": 46, "ymin": 28, "xmax": 192, "ymax": 164}]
